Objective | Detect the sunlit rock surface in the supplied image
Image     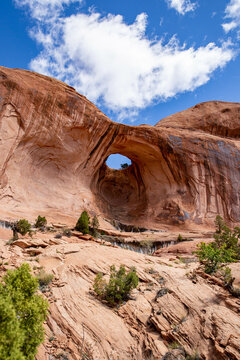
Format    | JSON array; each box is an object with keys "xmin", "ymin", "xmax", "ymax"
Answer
[{"xmin": 0, "ymin": 66, "xmax": 239, "ymax": 228}]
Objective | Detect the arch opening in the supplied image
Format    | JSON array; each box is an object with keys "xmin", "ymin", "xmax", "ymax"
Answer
[
  {"xmin": 94, "ymin": 152, "xmax": 147, "ymax": 223},
  {"xmin": 105, "ymin": 154, "xmax": 132, "ymax": 170}
]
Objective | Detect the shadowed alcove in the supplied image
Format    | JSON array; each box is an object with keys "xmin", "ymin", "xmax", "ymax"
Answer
[
  {"xmin": 91, "ymin": 134, "xmax": 194, "ymax": 226},
  {"xmin": 95, "ymin": 151, "xmax": 147, "ymax": 221}
]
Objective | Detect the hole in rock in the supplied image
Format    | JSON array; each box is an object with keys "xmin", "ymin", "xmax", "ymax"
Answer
[
  {"xmin": 94, "ymin": 152, "xmax": 147, "ymax": 222},
  {"xmin": 106, "ymin": 154, "xmax": 132, "ymax": 170}
]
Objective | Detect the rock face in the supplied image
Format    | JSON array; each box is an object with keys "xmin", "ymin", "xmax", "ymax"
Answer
[
  {"xmin": 1, "ymin": 232, "xmax": 240, "ymax": 360},
  {"xmin": 0, "ymin": 66, "xmax": 239, "ymax": 227}
]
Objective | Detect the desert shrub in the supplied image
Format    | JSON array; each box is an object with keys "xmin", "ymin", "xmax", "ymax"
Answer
[
  {"xmin": 177, "ymin": 234, "xmax": 183, "ymax": 242},
  {"xmin": 214, "ymin": 223, "xmax": 240, "ymax": 257},
  {"xmin": 36, "ymin": 269, "xmax": 54, "ymax": 287},
  {"xmin": 62, "ymin": 228, "xmax": 72, "ymax": 237},
  {"xmin": 0, "ymin": 263, "xmax": 48, "ymax": 360},
  {"xmin": 195, "ymin": 242, "xmax": 236, "ymax": 274},
  {"xmin": 215, "ymin": 215, "xmax": 225, "ymax": 234},
  {"xmin": 195, "ymin": 216, "xmax": 240, "ymax": 274},
  {"xmin": 221, "ymin": 266, "xmax": 240, "ymax": 298},
  {"xmin": 16, "ymin": 219, "xmax": 31, "ymax": 236},
  {"xmin": 0, "ymin": 294, "xmax": 24, "ymax": 360},
  {"xmin": 35, "ymin": 216, "xmax": 47, "ymax": 228},
  {"xmin": 90, "ymin": 215, "xmax": 99, "ymax": 237},
  {"xmin": 222, "ymin": 266, "xmax": 233, "ymax": 286},
  {"xmin": 75, "ymin": 211, "xmax": 90, "ymax": 234},
  {"xmin": 177, "ymin": 234, "xmax": 192, "ymax": 242},
  {"xmin": 93, "ymin": 265, "xmax": 139, "ymax": 305},
  {"xmin": 120, "ymin": 163, "xmax": 129, "ymax": 169}
]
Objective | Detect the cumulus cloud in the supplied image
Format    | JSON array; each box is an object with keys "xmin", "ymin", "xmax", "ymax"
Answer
[
  {"xmin": 29, "ymin": 11, "xmax": 234, "ymax": 115},
  {"xmin": 15, "ymin": 0, "xmax": 234, "ymax": 118},
  {"xmin": 222, "ymin": 0, "xmax": 240, "ymax": 33},
  {"xmin": 14, "ymin": 0, "xmax": 82, "ymax": 20},
  {"xmin": 165, "ymin": 0, "xmax": 197, "ymax": 15}
]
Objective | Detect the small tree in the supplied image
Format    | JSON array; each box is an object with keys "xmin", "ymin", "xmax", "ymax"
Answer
[
  {"xmin": 195, "ymin": 216, "xmax": 240, "ymax": 273},
  {"xmin": 35, "ymin": 216, "xmax": 47, "ymax": 228},
  {"xmin": 215, "ymin": 215, "xmax": 225, "ymax": 234},
  {"xmin": 75, "ymin": 211, "xmax": 90, "ymax": 234},
  {"xmin": 120, "ymin": 163, "xmax": 129, "ymax": 169},
  {"xmin": 11, "ymin": 219, "xmax": 32, "ymax": 240},
  {"xmin": 195, "ymin": 242, "xmax": 236, "ymax": 274},
  {"xmin": 0, "ymin": 263, "xmax": 48, "ymax": 360},
  {"xmin": 94, "ymin": 265, "xmax": 139, "ymax": 305}
]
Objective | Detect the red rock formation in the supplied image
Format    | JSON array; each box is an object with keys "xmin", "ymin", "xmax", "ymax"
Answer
[
  {"xmin": 1, "ymin": 230, "xmax": 240, "ymax": 360},
  {"xmin": 0, "ymin": 66, "xmax": 239, "ymax": 227}
]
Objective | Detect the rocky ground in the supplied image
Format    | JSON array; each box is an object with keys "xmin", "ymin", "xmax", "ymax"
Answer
[{"xmin": 0, "ymin": 226, "xmax": 240, "ymax": 360}]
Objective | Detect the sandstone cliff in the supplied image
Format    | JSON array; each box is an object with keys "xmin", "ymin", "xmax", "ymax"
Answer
[{"xmin": 0, "ymin": 66, "xmax": 239, "ymax": 228}]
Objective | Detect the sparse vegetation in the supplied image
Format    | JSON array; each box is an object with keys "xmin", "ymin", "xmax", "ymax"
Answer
[
  {"xmin": 93, "ymin": 264, "xmax": 139, "ymax": 306},
  {"xmin": 221, "ymin": 266, "xmax": 240, "ymax": 297},
  {"xmin": 120, "ymin": 163, "xmax": 129, "ymax": 169},
  {"xmin": 177, "ymin": 234, "xmax": 193, "ymax": 242},
  {"xmin": 10, "ymin": 219, "xmax": 32, "ymax": 240},
  {"xmin": 168, "ymin": 341, "xmax": 182, "ymax": 350},
  {"xmin": 91, "ymin": 215, "xmax": 99, "ymax": 237},
  {"xmin": 0, "ymin": 263, "xmax": 48, "ymax": 360},
  {"xmin": 36, "ymin": 269, "xmax": 54, "ymax": 288},
  {"xmin": 62, "ymin": 228, "xmax": 72, "ymax": 237},
  {"xmin": 16, "ymin": 219, "xmax": 32, "ymax": 236},
  {"xmin": 75, "ymin": 211, "xmax": 90, "ymax": 234},
  {"xmin": 195, "ymin": 215, "xmax": 240, "ymax": 274},
  {"xmin": 177, "ymin": 234, "xmax": 183, "ymax": 242},
  {"xmin": 35, "ymin": 215, "xmax": 47, "ymax": 229}
]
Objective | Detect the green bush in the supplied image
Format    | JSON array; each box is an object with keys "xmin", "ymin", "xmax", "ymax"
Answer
[
  {"xmin": 16, "ymin": 219, "xmax": 31, "ymax": 236},
  {"xmin": 195, "ymin": 242, "xmax": 236, "ymax": 274},
  {"xmin": 93, "ymin": 265, "xmax": 139, "ymax": 305},
  {"xmin": 0, "ymin": 263, "xmax": 48, "ymax": 360},
  {"xmin": 35, "ymin": 216, "xmax": 47, "ymax": 228},
  {"xmin": 75, "ymin": 211, "xmax": 90, "ymax": 234},
  {"xmin": 177, "ymin": 234, "xmax": 183, "ymax": 242},
  {"xmin": 0, "ymin": 295, "xmax": 25, "ymax": 360},
  {"xmin": 195, "ymin": 216, "xmax": 240, "ymax": 274}
]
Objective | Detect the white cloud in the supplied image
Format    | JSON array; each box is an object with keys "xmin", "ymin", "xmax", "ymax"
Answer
[
  {"xmin": 14, "ymin": 0, "xmax": 82, "ymax": 20},
  {"xmin": 165, "ymin": 0, "xmax": 197, "ymax": 15},
  {"xmin": 29, "ymin": 12, "xmax": 234, "ymax": 116},
  {"xmin": 222, "ymin": 0, "xmax": 240, "ymax": 33},
  {"xmin": 15, "ymin": 1, "xmax": 234, "ymax": 119}
]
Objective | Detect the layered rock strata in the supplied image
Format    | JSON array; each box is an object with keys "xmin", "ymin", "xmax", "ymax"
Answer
[
  {"xmin": 1, "ymin": 230, "xmax": 240, "ymax": 360},
  {"xmin": 0, "ymin": 66, "xmax": 239, "ymax": 227}
]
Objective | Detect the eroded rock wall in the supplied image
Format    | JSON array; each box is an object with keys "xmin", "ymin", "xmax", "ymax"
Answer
[{"xmin": 0, "ymin": 66, "xmax": 239, "ymax": 227}]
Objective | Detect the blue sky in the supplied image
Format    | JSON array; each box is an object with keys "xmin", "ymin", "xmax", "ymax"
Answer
[{"xmin": 1, "ymin": 0, "xmax": 240, "ymax": 167}]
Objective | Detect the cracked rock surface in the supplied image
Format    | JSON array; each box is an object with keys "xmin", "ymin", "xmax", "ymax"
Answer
[{"xmin": 1, "ymin": 228, "xmax": 240, "ymax": 360}]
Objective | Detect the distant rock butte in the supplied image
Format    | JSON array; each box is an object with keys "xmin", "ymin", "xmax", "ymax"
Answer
[{"xmin": 0, "ymin": 66, "xmax": 239, "ymax": 228}]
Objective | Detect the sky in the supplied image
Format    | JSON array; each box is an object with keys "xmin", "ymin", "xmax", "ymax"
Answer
[{"xmin": 1, "ymin": 0, "xmax": 240, "ymax": 168}]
